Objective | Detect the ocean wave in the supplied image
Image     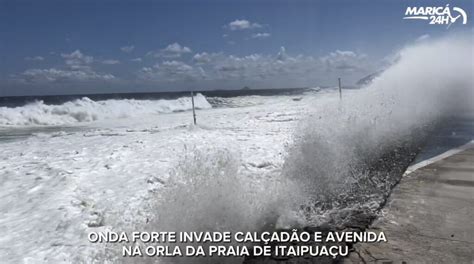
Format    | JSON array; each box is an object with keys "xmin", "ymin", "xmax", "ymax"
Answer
[
  {"xmin": 145, "ymin": 34, "xmax": 474, "ymax": 245},
  {"xmin": 0, "ymin": 93, "xmax": 212, "ymax": 126},
  {"xmin": 280, "ymin": 34, "xmax": 473, "ymax": 227}
]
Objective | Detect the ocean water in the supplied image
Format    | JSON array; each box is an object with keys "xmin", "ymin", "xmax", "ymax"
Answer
[
  {"xmin": 0, "ymin": 34, "xmax": 473, "ymax": 263},
  {"xmin": 415, "ymin": 114, "xmax": 474, "ymax": 163},
  {"xmin": 0, "ymin": 126, "xmax": 84, "ymax": 143},
  {"xmin": 0, "ymin": 98, "xmax": 471, "ymax": 264},
  {"xmin": 1, "ymin": 88, "xmax": 471, "ymax": 158},
  {"xmin": 0, "ymin": 88, "xmax": 316, "ymax": 263},
  {"xmin": 0, "ymin": 84, "xmax": 470, "ymax": 160},
  {"xmin": 0, "ymin": 88, "xmax": 308, "ymax": 108}
]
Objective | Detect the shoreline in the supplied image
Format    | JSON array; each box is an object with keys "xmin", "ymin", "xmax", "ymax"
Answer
[
  {"xmin": 244, "ymin": 140, "xmax": 474, "ymax": 264},
  {"xmin": 345, "ymin": 143, "xmax": 474, "ymax": 263}
]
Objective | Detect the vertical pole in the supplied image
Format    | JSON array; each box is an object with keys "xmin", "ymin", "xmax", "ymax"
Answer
[
  {"xmin": 191, "ymin": 91, "xmax": 196, "ymax": 125},
  {"xmin": 338, "ymin": 77, "xmax": 342, "ymax": 100}
]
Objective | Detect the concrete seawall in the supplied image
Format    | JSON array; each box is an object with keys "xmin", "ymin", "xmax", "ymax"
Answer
[{"xmin": 345, "ymin": 142, "xmax": 474, "ymax": 263}]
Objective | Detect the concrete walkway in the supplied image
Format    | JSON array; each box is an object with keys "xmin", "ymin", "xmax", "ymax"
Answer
[{"xmin": 345, "ymin": 143, "xmax": 474, "ymax": 264}]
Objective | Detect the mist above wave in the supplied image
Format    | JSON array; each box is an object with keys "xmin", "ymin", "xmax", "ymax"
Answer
[
  {"xmin": 282, "ymin": 33, "xmax": 473, "ymax": 225},
  {"xmin": 147, "ymin": 33, "xmax": 473, "ymax": 245},
  {"xmin": 0, "ymin": 93, "xmax": 212, "ymax": 126}
]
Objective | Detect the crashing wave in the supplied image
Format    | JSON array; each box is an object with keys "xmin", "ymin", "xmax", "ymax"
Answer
[
  {"xmin": 148, "ymin": 33, "xmax": 474, "ymax": 238},
  {"xmin": 0, "ymin": 93, "xmax": 212, "ymax": 126}
]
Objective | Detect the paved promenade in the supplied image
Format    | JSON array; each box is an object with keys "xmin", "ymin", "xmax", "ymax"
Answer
[{"xmin": 345, "ymin": 142, "xmax": 474, "ymax": 264}]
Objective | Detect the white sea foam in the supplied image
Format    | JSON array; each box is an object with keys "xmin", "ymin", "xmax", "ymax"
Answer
[
  {"xmin": 148, "ymin": 34, "xmax": 474, "ymax": 239},
  {"xmin": 0, "ymin": 34, "xmax": 472, "ymax": 264},
  {"xmin": 281, "ymin": 33, "xmax": 474, "ymax": 225},
  {"xmin": 0, "ymin": 93, "xmax": 212, "ymax": 126}
]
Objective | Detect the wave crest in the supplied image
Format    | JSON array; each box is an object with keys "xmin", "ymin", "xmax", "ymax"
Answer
[{"xmin": 0, "ymin": 93, "xmax": 212, "ymax": 126}]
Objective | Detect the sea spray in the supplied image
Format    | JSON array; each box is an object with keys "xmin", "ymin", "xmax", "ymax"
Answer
[
  {"xmin": 138, "ymin": 33, "xmax": 473, "ymax": 263},
  {"xmin": 280, "ymin": 33, "xmax": 474, "ymax": 226},
  {"xmin": 149, "ymin": 146, "xmax": 299, "ymax": 234},
  {"xmin": 137, "ymin": 146, "xmax": 300, "ymax": 264}
]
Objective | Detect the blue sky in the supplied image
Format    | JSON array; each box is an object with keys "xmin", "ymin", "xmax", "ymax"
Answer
[{"xmin": 0, "ymin": 0, "xmax": 472, "ymax": 96}]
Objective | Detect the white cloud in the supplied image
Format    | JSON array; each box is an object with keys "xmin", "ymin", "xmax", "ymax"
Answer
[
  {"xmin": 18, "ymin": 50, "xmax": 117, "ymax": 83},
  {"xmin": 192, "ymin": 52, "xmax": 223, "ymax": 64},
  {"xmin": 211, "ymin": 52, "xmax": 300, "ymax": 80},
  {"xmin": 137, "ymin": 47, "xmax": 372, "ymax": 85},
  {"xmin": 193, "ymin": 52, "xmax": 211, "ymax": 63},
  {"xmin": 24, "ymin": 56, "xmax": 45, "ymax": 61},
  {"xmin": 120, "ymin": 45, "xmax": 135, "ymax": 53},
  {"xmin": 61, "ymin": 50, "xmax": 93, "ymax": 67},
  {"xmin": 163, "ymin": 43, "xmax": 191, "ymax": 54},
  {"xmin": 228, "ymin": 19, "xmax": 262, "ymax": 31},
  {"xmin": 321, "ymin": 50, "xmax": 368, "ymax": 71},
  {"xmin": 162, "ymin": 60, "xmax": 193, "ymax": 70},
  {"xmin": 20, "ymin": 68, "xmax": 115, "ymax": 83},
  {"xmin": 147, "ymin": 43, "xmax": 192, "ymax": 58},
  {"xmin": 183, "ymin": 48, "xmax": 372, "ymax": 86},
  {"xmin": 139, "ymin": 60, "xmax": 205, "ymax": 82},
  {"xmin": 16, "ymin": 46, "xmax": 372, "ymax": 87},
  {"xmin": 251, "ymin": 32, "xmax": 271, "ymax": 39},
  {"xmin": 102, "ymin": 59, "xmax": 120, "ymax": 65}
]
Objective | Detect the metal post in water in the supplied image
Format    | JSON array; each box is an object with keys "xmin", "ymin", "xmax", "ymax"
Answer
[
  {"xmin": 338, "ymin": 77, "xmax": 342, "ymax": 100},
  {"xmin": 191, "ymin": 91, "xmax": 196, "ymax": 125}
]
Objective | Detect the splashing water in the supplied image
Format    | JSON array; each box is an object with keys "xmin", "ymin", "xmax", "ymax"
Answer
[
  {"xmin": 281, "ymin": 33, "xmax": 473, "ymax": 225},
  {"xmin": 138, "ymin": 147, "xmax": 298, "ymax": 264},
  {"xmin": 140, "ymin": 34, "xmax": 473, "ymax": 263}
]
